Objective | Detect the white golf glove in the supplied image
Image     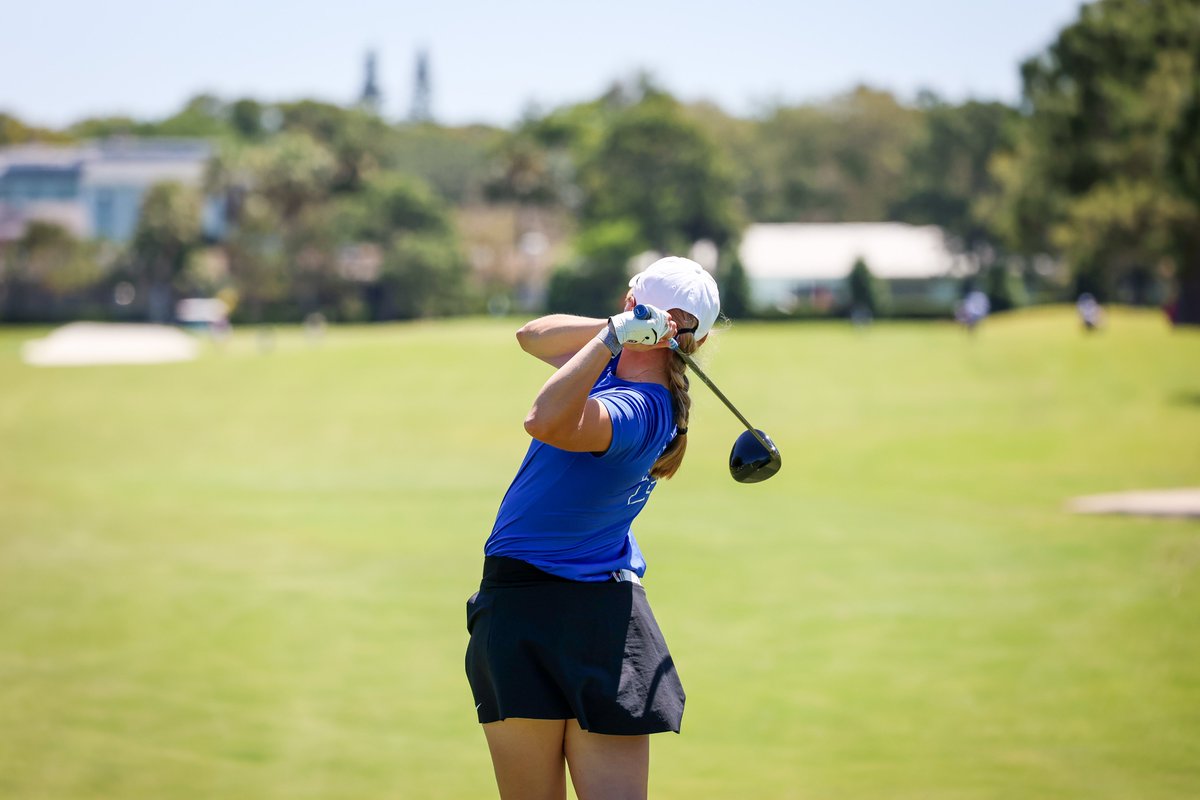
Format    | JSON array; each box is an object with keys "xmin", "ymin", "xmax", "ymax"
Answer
[{"xmin": 599, "ymin": 304, "xmax": 672, "ymax": 356}]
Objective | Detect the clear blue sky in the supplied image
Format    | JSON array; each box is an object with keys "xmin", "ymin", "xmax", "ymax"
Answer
[{"xmin": 3, "ymin": 0, "xmax": 1085, "ymax": 128}]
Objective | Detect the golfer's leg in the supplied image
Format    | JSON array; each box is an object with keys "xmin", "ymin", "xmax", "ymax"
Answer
[
  {"xmin": 482, "ymin": 718, "xmax": 568, "ymax": 800},
  {"xmin": 563, "ymin": 719, "xmax": 649, "ymax": 800}
]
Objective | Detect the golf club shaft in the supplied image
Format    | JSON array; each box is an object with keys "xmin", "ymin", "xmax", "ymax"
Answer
[{"xmin": 667, "ymin": 339, "xmax": 778, "ymax": 456}]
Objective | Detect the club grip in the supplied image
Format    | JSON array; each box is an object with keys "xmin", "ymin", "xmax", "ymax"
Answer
[{"xmin": 633, "ymin": 304, "xmax": 651, "ymax": 320}]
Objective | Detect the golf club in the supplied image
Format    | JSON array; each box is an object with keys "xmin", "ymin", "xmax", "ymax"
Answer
[{"xmin": 633, "ymin": 305, "xmax": 782, "ymax": 483}]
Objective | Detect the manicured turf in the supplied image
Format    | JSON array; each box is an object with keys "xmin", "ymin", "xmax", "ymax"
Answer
[{"xmin": 1, "ymin": 309, "xmax": 1197, "ymax": 799}]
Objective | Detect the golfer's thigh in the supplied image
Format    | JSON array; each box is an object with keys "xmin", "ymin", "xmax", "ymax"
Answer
[
  {"xmin": 563, "ymin": 720, "xmax": 649, "ymax": 800},
  {"xmin": 483, "ymin": 718, "xmax": 568, "ymax": 800}
]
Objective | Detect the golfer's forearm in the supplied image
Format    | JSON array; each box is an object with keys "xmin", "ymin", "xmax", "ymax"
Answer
[
  {"xmin": 523, "ymin": 338, "xmax": 612, "ymax": 448},
  {"xmin": 516, "ymin": 315, "xmax": 606, "ymax": 365}
]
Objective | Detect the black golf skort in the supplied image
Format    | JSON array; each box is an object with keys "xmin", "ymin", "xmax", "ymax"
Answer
[{"xmin": 464, "ymin": 556, "xmax": 685, "ymax": 735}]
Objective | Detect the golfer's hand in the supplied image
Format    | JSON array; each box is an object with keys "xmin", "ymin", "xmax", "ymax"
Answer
[{"xmin": 609, "ymin": 305, "xmax": 674, "ymax": 347}]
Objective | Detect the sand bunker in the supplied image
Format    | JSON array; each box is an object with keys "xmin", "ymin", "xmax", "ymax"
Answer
[
  {"xmin": 1069, "ymin": 489, "xmax": 1200, "ymax": 519},
  {"xmin": 22, "ymin": 323, "xmax": 199, "ymax": 367}
]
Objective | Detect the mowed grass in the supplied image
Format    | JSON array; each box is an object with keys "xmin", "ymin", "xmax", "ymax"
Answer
[{"xmin": 1, "ymin": 308, "xmax": 1197, "ymax": 799}]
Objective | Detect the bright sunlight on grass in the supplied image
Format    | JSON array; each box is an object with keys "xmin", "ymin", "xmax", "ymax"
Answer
[{"xmin": 1, "ymin": 309, "xmax": 1197, "ymax": 799}]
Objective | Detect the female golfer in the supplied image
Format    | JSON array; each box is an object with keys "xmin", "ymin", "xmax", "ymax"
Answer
[{"xmin": 465, "ymin": 256, "xmax": 720, "ymax": 800}]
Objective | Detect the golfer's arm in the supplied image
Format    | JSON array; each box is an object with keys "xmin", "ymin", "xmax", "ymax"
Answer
[
  {"xmin": 516, "ymin": 314, "xmax": 607, "ymax": 367},
  {"xmin": 523, "ymin": 338, "xmax": 613, "ymax": 452}
]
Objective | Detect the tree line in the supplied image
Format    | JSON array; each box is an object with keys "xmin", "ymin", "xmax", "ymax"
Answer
[{"xmin": 1, "ymin": 0, "xmax": 1197, "ymax": 324}]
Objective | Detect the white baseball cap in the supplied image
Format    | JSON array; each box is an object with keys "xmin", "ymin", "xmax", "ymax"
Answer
[{"xmin": 628, "ymin": 256, "xmax": 721, "ymax": 340}]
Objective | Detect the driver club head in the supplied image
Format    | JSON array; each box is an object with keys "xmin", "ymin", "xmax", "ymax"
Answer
[{"xmin": 729, "ymin": 429, "xmax": 782, "ymax": 483}]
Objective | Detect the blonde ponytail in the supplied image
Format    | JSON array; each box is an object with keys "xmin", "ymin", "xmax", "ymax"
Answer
[{"xmin": 649, "ymin": 331, "xmax": 696, "ymax": 480}]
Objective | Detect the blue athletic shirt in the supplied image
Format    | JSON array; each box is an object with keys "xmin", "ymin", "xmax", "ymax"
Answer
[{"xmin": 483, "ymin": 357, "xmax": 677, "ymax": 582}]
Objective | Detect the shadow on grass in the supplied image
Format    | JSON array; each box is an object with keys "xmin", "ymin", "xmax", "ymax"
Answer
[{"xmin": 1170, "ymin": 390, "xmax": 1200, "ymax": 408}]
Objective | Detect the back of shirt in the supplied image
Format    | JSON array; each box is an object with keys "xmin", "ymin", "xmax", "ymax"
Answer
[{"xmin": 484, "ymin": 359, "xmax": 677, "ymax": 581}]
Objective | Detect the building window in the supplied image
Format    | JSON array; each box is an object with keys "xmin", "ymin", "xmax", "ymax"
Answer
[{"xmin": 95, "ymin": 189, "xmax": 116, "ymax": 240}]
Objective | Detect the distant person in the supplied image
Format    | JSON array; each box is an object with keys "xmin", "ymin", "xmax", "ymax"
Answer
[
  {"xmin": 211, "ymin": 316, "xmax": 232, "ymax": 345},
  {"xmin": 1164, "ymin": 297, "xmax": 1179, "ymax": 326},
  {"xmin": 465, "ymin": 257, "xmax": 720, "ymax": 800},
  {"xmin": 850, "ymin": 303, "xmax": 874, "ymax": 328},
  {"xmin": 255, "ymin": 326, "xmax": 275, "ymax": 353},
  {"xmin": 1076, "ymin": 292, "xmax": 1102, "ymax": 331},
  {"xmin": 956, "ymin": 289, "xmax": 990, "ymax": 333},
  {"xmin": 304, "ymin": 311, "xmax": 327, "ymax": 342}
]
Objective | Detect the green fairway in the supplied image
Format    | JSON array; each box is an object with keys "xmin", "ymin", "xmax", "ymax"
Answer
[{"xmin": 1, "ymin": 309, "xmax": 1198, "ymax": 799}]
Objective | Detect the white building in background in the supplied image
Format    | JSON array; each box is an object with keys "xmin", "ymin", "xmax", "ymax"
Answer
[
  {"xmin": 738, "ymin": 222, "xmax": 974, "ymax": 315},
  {"xmin": 0, "ymin": 139, "xmax": 222, "ymax": 243}
]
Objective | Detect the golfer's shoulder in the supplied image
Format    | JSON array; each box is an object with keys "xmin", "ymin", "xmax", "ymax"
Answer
[{"xmin": 594, "ymin": 381, "xmax": 670, "ymax": 419}]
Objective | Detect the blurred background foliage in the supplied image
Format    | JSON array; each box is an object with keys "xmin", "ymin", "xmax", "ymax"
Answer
[{"xmin": 1, "ymin": 0, "xmax": 1197, "ymax": 324}]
